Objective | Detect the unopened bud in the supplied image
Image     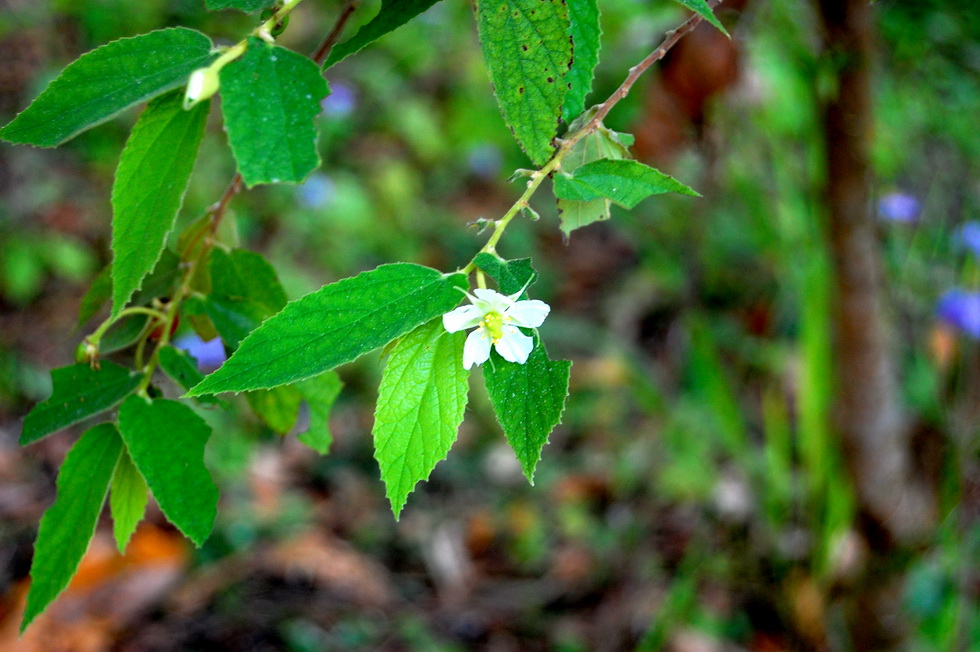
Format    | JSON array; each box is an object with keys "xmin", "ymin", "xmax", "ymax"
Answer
[
  {"xmin": 74, "ymin": 339, "xmax": 100, "ymax": 367},
  {"xmin": 183, "ymin": 67, "xmax": 220, "ymax": 110}
]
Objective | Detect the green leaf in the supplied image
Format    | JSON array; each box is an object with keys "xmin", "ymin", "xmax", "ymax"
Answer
[
  {"xmin": 220, "ymin": 38, "xmax": 330, "ymax": 187},
  {"xmin": 324, "ymin": 0, "xmax": 443, "ymax": 69},
  {"xmin": 296, "ymin": 372, "xmax": 343, "ymax": 454},
  {"xmin": 554, "ymin": 158, "xmax": 699, "ymax": 210},
  {"xmin": 76, "ymin": 264, "xmax": 112, "ymax": 329},
  {"xmin": 556, "ymin": 118, "xmax": 635, "ymax": 235},
  {"xmin": 473, "ymin": 253, "xmax": 538, "ymax": 297},
  {"xmin": 373, "ymin": 320, "xmax": 468, "ymax": 517},
  {"xmin": 21, "ymin": 362, "xmax": 141, "ymax": 445},
  {"xmin": 245, "ymin": 386, "xmax": 302, "ymax": 433},
  {"xmin": 117, "ymin": 396, "xmax": 218, "ymax": 546},
  {"xmin": 133, "ymin": 248, "xmax": 182, "ymax": 304},
  {"xmin": 671, "ymin": 0, "xmax": 728, "ymax": 37},
  {"xmin": 205, "ymin": 0, "xmax": 276, "ymax": 12},
  {"xmin": 483, "ymin": 341, "xmax": 570, "ymax": 482},
  {"xmin": 205, "ymin": 248, "xmax": 288, "ymax": 349},
  {"xmin": 100, "ymin": 315, "xmax": 150, "ymax": 354},
  {"xmin": 158, "ymin": 345, "xmax": 222, "ymax": 406},
  {"xmin": 109, "ymin": 448, "xmax": 148, "ymax": 553},
  {"xmin": 188, "ymin": 264, "xmax": 467, "ymax": 395},
  {"xmin": 0, "ymin": 28, "xmax": 214, "ymax": 147},
  {"xmin": 111, "ymin": 91, "xmax": 208, "ymax": 316},
  {"xmin": 563, "ymin": 0, "xmax": 601, "ymax": 123},
  {"xmin": 475, "ymin": 0, "xmax": 573, "ymax": 165},
  {"xmin": 21, "ymin": 423, "xmax": 123, "ymax": 632}
]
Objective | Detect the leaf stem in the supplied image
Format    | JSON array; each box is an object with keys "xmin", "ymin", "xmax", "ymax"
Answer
[
  {"xmin": 462, "ymin": 0, "xmax": 723, "ymax": 273},
  {"xmin": 88, "ymin": 306, "xmax": 169, "ymax": 347}
]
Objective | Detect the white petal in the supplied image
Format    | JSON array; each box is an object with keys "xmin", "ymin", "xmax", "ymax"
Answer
[
  {"xmin": 493, "ymin": 328, "xmax": 534, "ymax": 364},
  {"xmin": 472, "ymin": 288, "xmax": 512, "ymax": 313},
  {"xmin": 505, "ymin": 299, "xmax": 550, "ymax": 328},
  {"xmin": 463, "ymin": 329, "xmax": 492, "ymax": 369},
  {"xmin": 442, "ymin": 305, "xmax": 483, "ymax": 332}
]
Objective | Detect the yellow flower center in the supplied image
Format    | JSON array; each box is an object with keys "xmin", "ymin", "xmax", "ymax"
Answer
[{"xmin": 482, "ymin": 310, "xmax": 505, "ymax": 342}]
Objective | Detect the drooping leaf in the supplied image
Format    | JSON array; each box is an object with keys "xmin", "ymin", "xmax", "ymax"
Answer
[
  {"xmin": 563, "ymin": 0, "xmax": 601, "ymax": 123},
  {"xmin": 21, "ymin": 362, "xmax": 140, "ymax": 445},
  {"xmin": 296, "ymin": 372, "xmax": 343, "ymax": 454},
  {"xmin": 188, "ymin": 264, "xmax": 467, "ymax": 395},
  {"xmin": 21, "ymin": 423, "xmax": 123, "ymax": 632},
  {"xmin": 473, "ymin": 253, "xmax": 538, "ymax": 297},
  {"xmin": 205, "ymin": 0, "xmax": 276, "ymax": 12},
  {"xmin": 204, "ymin": 248, "xmax": 288, "ymax": 349},
  {"xmin": 111, "ymin": 91, "xmax": 209, "ymax": 316},
  {"xmin": 220, "ymin": 38, "xmax": 330, "ymax": 187},
  {"xmin": 373, "ymin": 320, "xmax": 468, "ymax": 517},
  {"xmin": 671, "ymin": 0, "xmax": 728, "ymax": 37},
  {"xmin": 483, "ymin": 341, "xmax": 570, "ymax": 482},
  {"xmin": 109, "ymin": 448, "xmax": 148, "ymax": 553},
  {"xmin": 117, "ymin": 396, "xmax": 218, "ymax": 546},
  {"xmin": 0, "ymin": 28, "xmax": 214, "ymax": 147},
  {"xmin": 556, "ymin": 118, "xmax": 634, "ymax": 235},
  {"xmin": 554, "ymin": 158, "xmax": 699, "ymax": 210},
  {"xmin": 475, "ymin": 0, "xmax": 573, "ymax": 165},
  {"xmin": 324, "ymin": 0, "xmax": 443, "ymax": 69},
  {"xmin": 157, "ymin": 345, "xmax": 222, "ymax": 406},
  {"xmin": 76, "ymin": 264, "xmax": 112, "ymax": 329},
  {"xmin": 245, "ymin": 386, "xmax": 303, "ymax": 433}
]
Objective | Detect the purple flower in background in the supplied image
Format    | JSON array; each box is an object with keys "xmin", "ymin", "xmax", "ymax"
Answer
[
  {"xmin": 466, "ymin": 143, "xmax": 503, "ymax": 180},
  {"xmin": 936, "ymin": 289, "xmax": 980, "ymax": 338},
  {"xmin": 878, "ymin": 192, "xmax": 921, "ymax": 223},
  {"xmin": 174, "ymin": 333, "xmax": 227, "ymax": 371},
  {"xmin": 954, "ymin": 221, "xmax": 980, "ymax": 258},
  {"xmin": 321, "ymin": 82, "xmax": 356, "ymax": 117},
  {"xmin": 297, "ymin": 173, "xmax": 335, "ymax": 209}
]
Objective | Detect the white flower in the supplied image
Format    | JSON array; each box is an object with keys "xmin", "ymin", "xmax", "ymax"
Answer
[{"xmin": 442, "ymin": 288, "xmax": 551, "ymax": 369}]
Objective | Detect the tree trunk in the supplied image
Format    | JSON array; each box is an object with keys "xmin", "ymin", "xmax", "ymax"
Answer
[{"xmin": 816, "ymin": 0, "xmax": 936, "ymax": 648}]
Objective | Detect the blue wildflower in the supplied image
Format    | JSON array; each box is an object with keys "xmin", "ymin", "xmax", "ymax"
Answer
[
  {"xmin": 954, "ymin": 221, "xmax": 980, "ymax": 258},
  {"xmin": 297, "ymin": 173, "xmax": 335, "ymax": 209},
  {"xmin": 174, "ymin": 333, "xmax": 227, "ymax": 371},
  {"xmin": 321, "ymin": 82, "xmax": 356, "ymax": 117},
  {"xmin": 936, "ymin": 289, "xmax": 980, "ymax": 338},
  {"xmin": 878, "ymin": 192, "xmax": 921, "ymax": 223}
]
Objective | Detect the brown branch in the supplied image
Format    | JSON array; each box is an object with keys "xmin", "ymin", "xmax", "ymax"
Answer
[
  {"xmin": 568, "ymin": 0, "xmax": 724, "ymax": 150},
  {"xmin": 312, "ymin": 0, "xmax": 359, "ymax": 66},
  {"xmin": 208, "ymin": 172, "xmax": 243, "ymax": 234}
]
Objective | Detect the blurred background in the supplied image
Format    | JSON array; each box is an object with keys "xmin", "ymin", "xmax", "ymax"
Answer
[{"xmin": 0, "ymin": 0, "xmax": 977, "ymax": 650}]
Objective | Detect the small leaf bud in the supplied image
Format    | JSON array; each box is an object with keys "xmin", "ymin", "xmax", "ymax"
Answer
[{"xmin": 74, "ymin": 339, "xmax": 100, "ymax": 367}]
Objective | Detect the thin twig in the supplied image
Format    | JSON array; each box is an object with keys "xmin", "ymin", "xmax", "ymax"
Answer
[
  {"xmin": 208, "ymin": 172, "xmax": 243, "ymax": 234},
  {"xmin": 464, "ymin": 0, "xmax": 724, "ymax": 272},
  {"xmin": 564, "ymin": 0, "xmax": 724, "ymax": 153},
  {"xmin": 312, "ymin": 0, "xmax": 359, "ymax": 65}
]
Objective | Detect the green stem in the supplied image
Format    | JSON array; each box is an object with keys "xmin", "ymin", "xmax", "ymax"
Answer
[
  {"xmin": 88, "ymin": 306, "xmax": 169, "ymax": 347},
  {"xmin": 256, "ymin": 0, "xmax": 306, "ymax": 41}
]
